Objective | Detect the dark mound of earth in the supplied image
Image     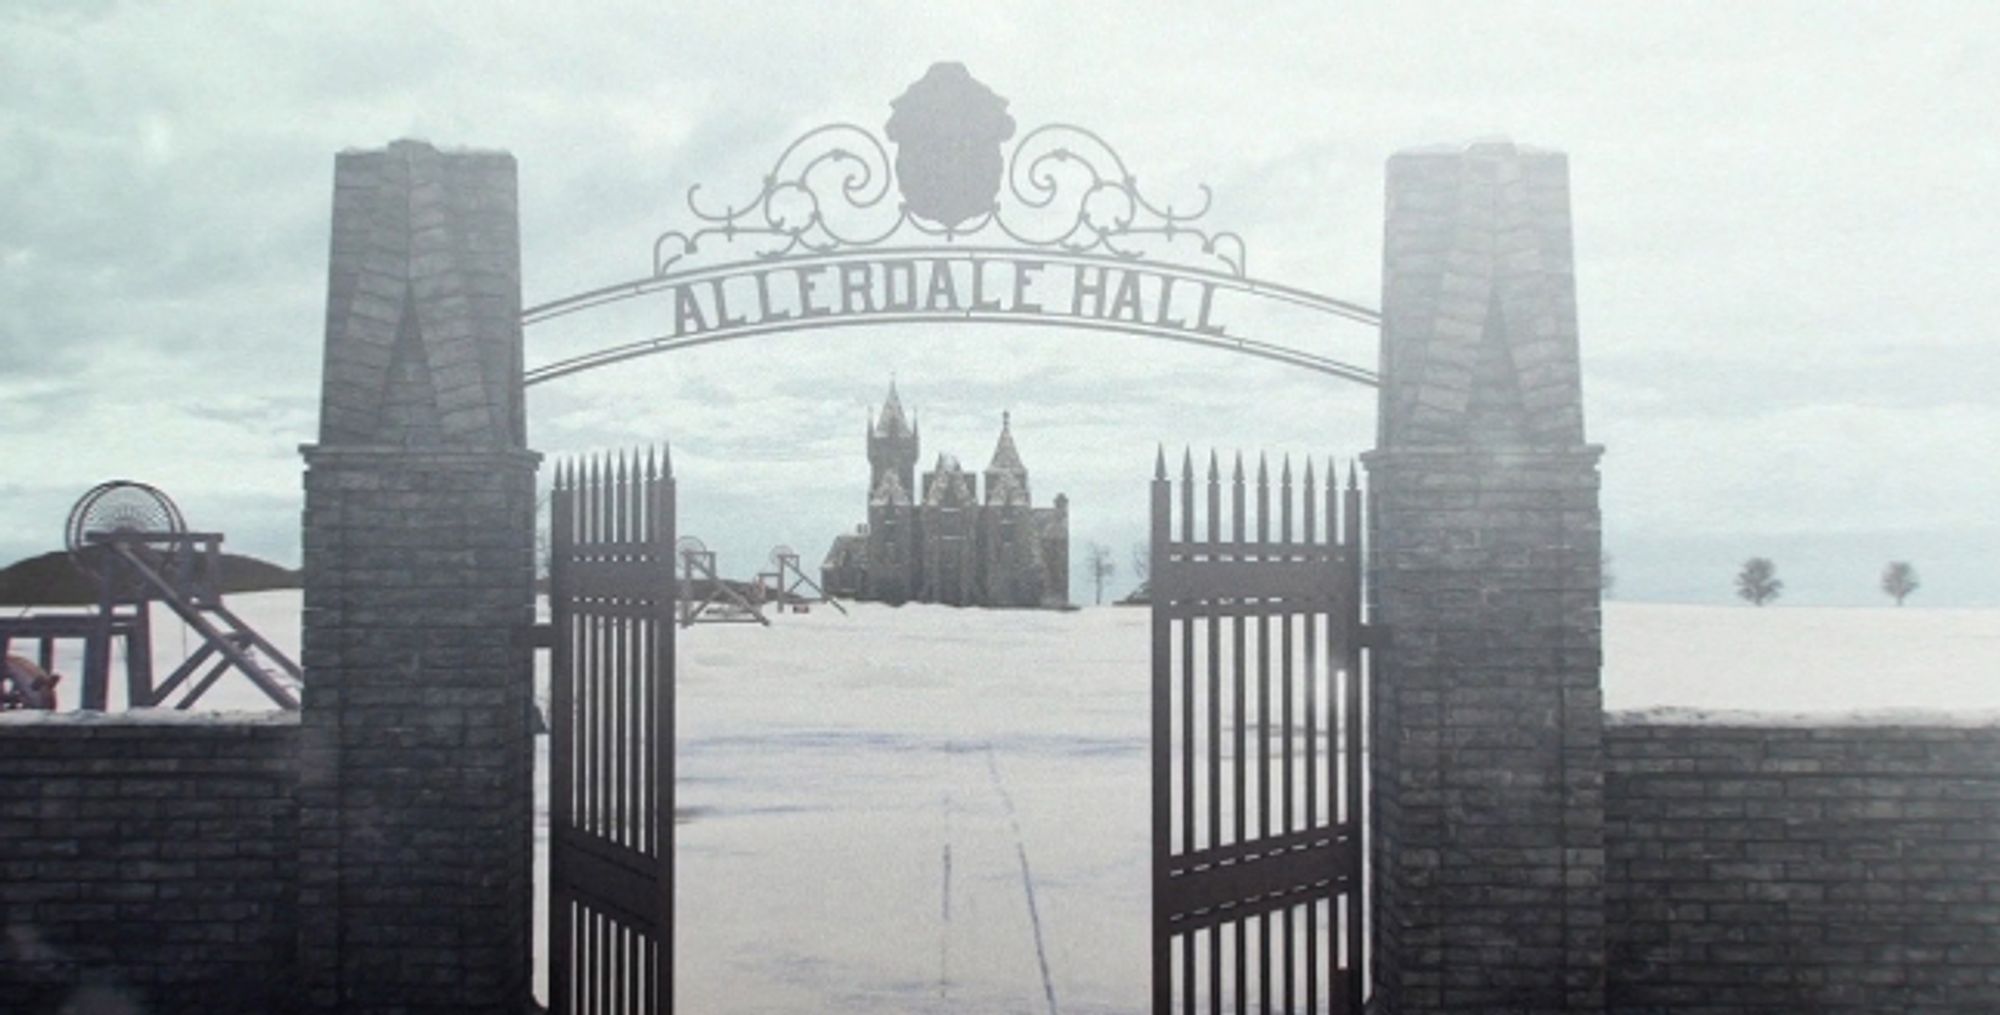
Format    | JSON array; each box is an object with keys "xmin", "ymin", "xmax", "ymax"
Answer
[{"xmin": 0, "ymin": 550, "xmax": 300, "ymax": 606}]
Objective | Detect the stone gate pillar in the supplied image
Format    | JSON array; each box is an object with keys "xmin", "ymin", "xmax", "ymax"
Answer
[
  {"xmin": 1364, "ymin": 142, "xmax": 1605, "ymax": 1012},
  {"xmin": 298, "ymin": 140, "xmax": 538, "ymax": 1012}
]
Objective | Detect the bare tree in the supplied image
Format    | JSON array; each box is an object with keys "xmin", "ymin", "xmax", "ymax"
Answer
[
  {"xmin": 1086, "ymin": 542, "xmax": 1116, "ymax": 605},
  {"xmin": 1881, "ymin": 561, "xmax": 1919, "ymax": 607},
  {"xmin": 1735, "ymin": 557, "xmax": 1782, "ymax": 606},
  {"xmin": 1130, "ymin": 541, "xmax": 1150, "ymax": 584}
]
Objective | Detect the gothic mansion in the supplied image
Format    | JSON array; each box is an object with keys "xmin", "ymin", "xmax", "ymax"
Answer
[{"xmin": 821, "ymin": 382, "xmax": 1070, "ymax": 608}]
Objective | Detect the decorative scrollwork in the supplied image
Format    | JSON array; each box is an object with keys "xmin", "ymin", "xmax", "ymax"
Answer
[
  {"xmin": 652, "ymin": 123, "xmax": 904, "ymax": 273},
  {"xmin": 992, "ymin": 123, "xmax": 1246, "ymax": 276},
  {"xmin": 650, "ymin": 67, "xmax": 1249, "ymax": 277}
]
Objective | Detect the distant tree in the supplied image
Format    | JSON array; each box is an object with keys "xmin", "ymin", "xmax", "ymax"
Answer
[
  {"xmin": 1735, "ymin": 557, "xmax": 1782, "ymax": 606},
  {"xmin": 1881, "ymin": 561, "xmax": 1919, "ymax": 607},
  {"xmin": 1130, "ymin": 541, "xmax": 1150, "ymax": 584},
  {"xmin": 1086, "ymin": 542, "xmax": 1116, "ymax": 605}
]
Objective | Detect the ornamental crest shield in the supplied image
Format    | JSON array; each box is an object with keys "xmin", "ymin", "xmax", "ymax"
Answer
[{"xmin": 885, "ymin": 62, "xmax": 1016, "ymax": 229}]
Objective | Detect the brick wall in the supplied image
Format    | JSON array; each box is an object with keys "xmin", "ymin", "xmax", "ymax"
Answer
[
  {"xmin": 0, "ymin": 714, "xmax": 299, "ymax": 1014},
  {"xmin": 1605, "ymin": 715, "xmax": 2000, "ymax": 1013}
]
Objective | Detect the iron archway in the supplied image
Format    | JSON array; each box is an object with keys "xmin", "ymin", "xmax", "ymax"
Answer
[{"xmin": 520, "ymin": 63, "xmax": 1381, "ymax": 389}]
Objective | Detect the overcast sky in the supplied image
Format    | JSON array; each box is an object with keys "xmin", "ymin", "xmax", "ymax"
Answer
[{"xmin": 4, "ymin": 2, "xmax": 1995, "ymax": 606}]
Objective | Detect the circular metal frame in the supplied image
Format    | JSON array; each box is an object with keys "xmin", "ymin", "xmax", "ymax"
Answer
[
  {"xmin": 64, "ymin": 480, "xmax": 187, "ymax": 583},
  {"xmin": 673, "ymin": 535, "xmax": 708, "ymax": 561}
]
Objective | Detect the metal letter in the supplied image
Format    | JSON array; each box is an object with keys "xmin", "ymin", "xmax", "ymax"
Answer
[
  {"xmin": 1071, "ymin": 264, "xmax": 1108, "ymax": 318},
  {"xmin": 839, "ymin": 262, "xmax": 877, "ymax": 315},
  {"xmin": 672, "ymin": 284, "xmax": 708, "ymax": 337},
  {"xmin": 923, "ymin": 258, "xmax": 962, "ymax": 312},
  {"xmin": 795, "ymin": 265, "xmax": 834, "ymax": 319},
  {"xmin": 1109, "ymin": 268, "xmax": 1144, "ymax": 323},
  {"xmin": 1011, "ymin": 259, "xmax": 1045, "ymax": 315}
]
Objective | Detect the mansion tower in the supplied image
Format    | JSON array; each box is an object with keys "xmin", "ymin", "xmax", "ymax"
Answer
[{"xmin": 821, "ymin": 381, "xmax": 1069, "ymax": 608}]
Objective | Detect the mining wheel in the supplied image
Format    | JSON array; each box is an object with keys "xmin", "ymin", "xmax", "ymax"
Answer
[
  {"xmin": 64, "ymin": 480, "xmax": 187, "ymax": 593},
  {"xmin": 674, "ymin": 535, "xmax": 708, "ymax": 565}
]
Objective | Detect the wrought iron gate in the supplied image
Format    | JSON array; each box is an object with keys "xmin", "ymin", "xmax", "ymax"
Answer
[
  {"xmin": 1150, "ymin": 450, "xmax": 1368, "ymax": 1013},
  {"xmin": 550, "ymin": 450, "xmax": 676, "ymax": 1014}
]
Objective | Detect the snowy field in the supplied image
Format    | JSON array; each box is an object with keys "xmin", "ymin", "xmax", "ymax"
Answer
[{"xmin": 10, "ymin": 591, "xmax": 2000, "ymax": 1011}]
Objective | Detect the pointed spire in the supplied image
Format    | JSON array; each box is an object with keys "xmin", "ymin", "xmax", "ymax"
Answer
[
  {"xmin": 1303, "ymin": 456, "xmax": 1315, "ymax": 488},
  {"xmin": 986, "ymin": 410, "xmax": 1025, "ymax": 474},
  {"xmin": 1348, "ymin": 459, "xmax": 1360, "ymax": 489},
  {"xmin": 1281, "ymin": 454, "xmax": 1292, "ymax": 486},
  {"xmin": 1208, "ymin": 449, "xmax": 1220, "ymax": 481},
  {"xmin": 873, "ymin": 376, "xmax": 913, "ymax": 437},
  {"xmin": 1257, "ymin": 452, "xmax": 1268, "ymax": 484},
  {"xmin": 1232, "ymin": 451, "xmax": 1245, "ymax": 483},
  {"xmin": 1155, "ymin": 444, "xmax": 1167, "ymax": 480},
  {"xmin": 1182, "ymin": 447, "xmax": 1194, "ymax": 481},
  {"xmin": 663, "ymin": 442, "xmax": 674, "ymax": 478}
]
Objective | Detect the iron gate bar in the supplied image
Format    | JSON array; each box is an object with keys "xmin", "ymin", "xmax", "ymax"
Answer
[
  {"xmin": 1342, "ymin": 465, "xmax": 1365, "ymax": 999},
  {"xmin": 1151, "ymin": 448, "xmax": 1368, "ymax": 1015},
  {"xmin": 550, "ymin": 447, "xmax": 675, "ymax": 1015}
]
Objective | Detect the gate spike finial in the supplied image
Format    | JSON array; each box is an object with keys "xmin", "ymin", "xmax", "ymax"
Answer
[
  {"xmin": 1207, "ymin": 449, "xmax": 1220, "ymax": 482},
  {"xmin": 663, "ymin": 442, "xmax": 674, "ymax": 478},
  {"xmin": 1348, "ymin": 459, "xmax": 1359, "ymax": 489},
  {"xmin": 1232, "ymin": 450, "xmax": 1244, "ymax": 483},
  {"xmin": 645, "ymin": 445, "xmax": 657, "ymax": 481},
  {"xmin": 1303, "ymin": 455, "xmax": 1315, "ymax": 489},
  {"xmin": 1155, "ymin": 444, "xmax": 1166, "ymax": 480},
  {"xmin": 1182, "ymin": 447, "xmax": 1194, "ymax": 481},
  {"xmin": 1281, "ymin": 454, "xmax": 1292, "ymax": 486},
  {"xmin": 1257, "ymin": 452, "xmax": 1268, "ymax": 484}
]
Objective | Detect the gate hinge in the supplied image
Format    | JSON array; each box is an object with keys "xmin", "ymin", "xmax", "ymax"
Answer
[{"xmin": 527, "ymin": 622, "xmax": 555, "ymax": 650}]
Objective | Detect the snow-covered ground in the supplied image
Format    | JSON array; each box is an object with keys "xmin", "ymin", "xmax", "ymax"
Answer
[{"xmin": 10, "ymin": 592, "xmax": 1999, "ymax": 1011}]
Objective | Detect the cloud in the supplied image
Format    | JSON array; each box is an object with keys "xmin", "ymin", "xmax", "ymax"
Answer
[{"xmin": 2, "ymin": 2, "xmax": 1996, "ymax": 605}]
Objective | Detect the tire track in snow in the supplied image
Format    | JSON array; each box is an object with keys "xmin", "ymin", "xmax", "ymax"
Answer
[
  {"xmin": 985, "ymin": 743, "xmax": 1059, "ymax": 1015},
  {"xmin": 940, "ymin": 742, "xmax": 953, "ymax": 1004}
]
